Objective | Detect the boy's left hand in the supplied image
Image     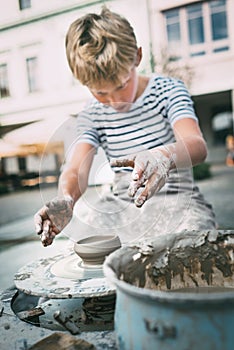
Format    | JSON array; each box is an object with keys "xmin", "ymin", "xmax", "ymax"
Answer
[
  {"xmin": 34, "ymin": 197, "xmax": 74, "ymax": 246},
  {"xmin": 110, "ymin": 150, "xmax": 171, "ymax": 207}
]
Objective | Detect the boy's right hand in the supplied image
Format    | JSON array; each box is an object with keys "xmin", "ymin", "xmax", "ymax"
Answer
[
  {"xmin": 34, "ymin": 197, "xmax": 74, "ymax": 246},
  {"xmin": 111, "ymin": 149, "xmax": 171, "ymax": 208}
]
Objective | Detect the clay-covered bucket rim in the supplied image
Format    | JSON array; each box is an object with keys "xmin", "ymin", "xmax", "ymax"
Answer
[{"xmin": 103, "ymin": 230, "xmax": 234, "ymax": 304}]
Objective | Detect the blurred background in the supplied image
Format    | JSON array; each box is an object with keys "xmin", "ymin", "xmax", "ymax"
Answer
[
  {"xmin": 0, "ymin": 0, "xmax": 234, "ymax": 289},
  {"xmin": 0, "ymin": 0, "xmax": 234, "ymax": 190}
]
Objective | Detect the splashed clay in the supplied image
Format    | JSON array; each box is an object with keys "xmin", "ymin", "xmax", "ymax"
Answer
[{"xmin": 107, "ymin": 230, "xmax": 234, "ymax": 292}]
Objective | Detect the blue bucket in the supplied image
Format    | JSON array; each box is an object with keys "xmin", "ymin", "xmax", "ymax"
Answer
[{"xmin": 103, "ymin": 230, "xmax": 234, "ymax": 350}]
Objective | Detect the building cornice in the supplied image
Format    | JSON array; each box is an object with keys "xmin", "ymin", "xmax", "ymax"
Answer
[
  {"xmin": 157, "ymin": 0, "xmax": 202, "ymax": 12},
  {"xmin": 0, "ymin": 0, "xmax": 109, "ymax": 32}
]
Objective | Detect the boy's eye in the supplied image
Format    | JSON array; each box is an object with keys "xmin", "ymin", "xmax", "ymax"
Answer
[
  {"xmin": 96, "ymin": 91, "xmax": 107, "ymax": 96},
  {"xmin": 117, "ymin": 81, "xmax": 128, "ymax": 90}
]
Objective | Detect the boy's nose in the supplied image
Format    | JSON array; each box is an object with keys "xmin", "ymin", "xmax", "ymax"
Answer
[
  {"xmin": 108, "ymin": 94, "xmax": 118, "ymax": 104},
  {"xmin": 108, "ymin": 95, "xmax": 122, "ymax": 108},
  {"xmin": 104, "ymin": 93, "xmax": 129, "ymax": 111}
]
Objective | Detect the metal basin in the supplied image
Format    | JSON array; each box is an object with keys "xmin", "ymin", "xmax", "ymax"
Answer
[{"xmin": 103, "ymin": 230, "xmax": 234, "ymax": 350}]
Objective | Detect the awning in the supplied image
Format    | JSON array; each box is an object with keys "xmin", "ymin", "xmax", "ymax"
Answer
[
  {"xmin": 1, "ymin": 118, "xmax": 68, "ymax": 158},
  {"xmin": 0, "ymin": 120, "xmax": 38, "ymax": 138},
  {"xmin": 4, "ymin": 118, "xmax": 63, "ymax": 145}
]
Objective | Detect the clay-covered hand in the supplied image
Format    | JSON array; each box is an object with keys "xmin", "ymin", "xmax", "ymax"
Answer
[
  {"xmin": 34, "ymin": 197, "xmax": 74, "ymax": 246},
  {"xmin": 110, "ymin": 150, "xmax": 172, "ymax": 207}
]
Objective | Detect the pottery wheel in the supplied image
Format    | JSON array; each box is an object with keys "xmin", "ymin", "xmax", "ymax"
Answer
[
  {"xmin": 14, "ymin": 248, "xmax": 115, "ymax": 299},
  {"xmin": 50, "ymin": 254, "xmax": 104, "ymax": 279}
]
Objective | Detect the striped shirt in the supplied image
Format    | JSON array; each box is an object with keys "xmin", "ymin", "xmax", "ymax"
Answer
[{"xmin": 76, "ymin": 74, "xmax": 197, "ymax": 173}]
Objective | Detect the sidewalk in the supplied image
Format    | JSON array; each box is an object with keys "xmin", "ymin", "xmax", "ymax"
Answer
[
  {"xmin": 197, "ymin": 163, "xmax": 234, "ymax": 229},
  {"xmin": 0, "ymin": 185, "xmax": 57, "ymax": 226},
  {"xmin": 0, "ymin": 163, "xmax": 233, "ymax": 290}
]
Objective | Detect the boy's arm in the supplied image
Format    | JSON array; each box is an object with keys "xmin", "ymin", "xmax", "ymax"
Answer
[
  {"xmin": 58, "ymin": 142, "xmax": 96, "ymax": 202},
  {"xmin": 164, "ymin": 118, "xmax": 207, "ymax": 168},
  {"xmin": 111, "ymin": 118, "xmax": 207, "ymax": 207},
  {"xmin": 34, "ymin": 143, "xmax": 96, "ymax": 246}
]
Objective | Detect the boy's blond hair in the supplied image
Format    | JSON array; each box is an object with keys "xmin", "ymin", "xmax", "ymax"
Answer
[{"xmin": 65, "ymin": 6, "xmax": 138, "ymax": 87}]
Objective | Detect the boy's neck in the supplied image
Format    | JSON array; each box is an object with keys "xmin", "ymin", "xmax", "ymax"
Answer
[{"xmin": 135, "ymin": 75, "xmax": 150, "ymax": 101}]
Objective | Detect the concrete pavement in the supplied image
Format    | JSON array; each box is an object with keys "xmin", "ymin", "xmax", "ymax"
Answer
[{"xmin": 197, "ymin": 163, "xmax": 234, "ymax": 229}]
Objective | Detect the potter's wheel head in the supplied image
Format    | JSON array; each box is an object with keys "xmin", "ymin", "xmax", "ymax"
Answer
[
  {"xmin": 50, "ymin": 254, "xmax": 104, "ymax": 280},
  {"xmin": 50, "ymin": 234, "xmax": 121, "ymax": 279},
  {"xmin": 14, "ymin": 248, "xmax": 116, "ymax": 299}
]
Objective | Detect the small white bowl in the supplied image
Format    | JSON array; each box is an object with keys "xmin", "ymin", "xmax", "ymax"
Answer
[{"xmin": 74, "ymin": 235, "xmax": 121, "ymax": 265}]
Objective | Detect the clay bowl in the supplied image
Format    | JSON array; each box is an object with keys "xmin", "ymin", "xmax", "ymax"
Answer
[{"xmin": 74, "ymin": 235, "xmax": 121, "ymax": 266}]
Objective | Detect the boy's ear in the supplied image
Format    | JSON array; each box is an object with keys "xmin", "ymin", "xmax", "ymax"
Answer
[{"xmin": 135, "ymin": 47, "xmax": 142, "ymax": 67}]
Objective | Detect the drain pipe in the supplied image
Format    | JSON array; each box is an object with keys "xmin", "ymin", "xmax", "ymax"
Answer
[
  {"xmin": 232, "ymin": 90, "xmax": 234, "ymax": 135},
  {"xmin": 145, "ymin": 0, "xmax": 155, "ymax": 73}
]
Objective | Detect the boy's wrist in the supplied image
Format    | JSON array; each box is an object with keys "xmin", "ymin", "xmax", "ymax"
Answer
[
  {"xmin": 57, "ymin": 194, "xmax": 75, "ymax": 207},
  {"xmin": 152, "ymin": 147, "xmax": 175, "ymax": 171}
]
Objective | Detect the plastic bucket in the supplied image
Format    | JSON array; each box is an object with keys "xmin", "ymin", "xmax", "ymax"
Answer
[{"xmin": 103, "ymin": 230, "xmax": 234, "ymax": 350}]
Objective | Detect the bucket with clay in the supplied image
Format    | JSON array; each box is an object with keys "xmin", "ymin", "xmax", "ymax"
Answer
[{"xmin": 103, "ymin": 230, "xmax": 234, "ymax": 350}]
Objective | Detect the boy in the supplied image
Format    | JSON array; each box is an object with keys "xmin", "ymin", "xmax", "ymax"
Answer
[{"xmin": 34, "ymin": 6, "xmax": 216, "ymax": 247}]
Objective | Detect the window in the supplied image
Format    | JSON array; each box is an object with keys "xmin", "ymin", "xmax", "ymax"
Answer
[
  {"xmin": 26, "ymin": 57, "xmax": 39, "ymax": 93},
  {"xmin": 209, "ymin": 0, "xmax": 228, "ymax": 41},
  {"xmin": 19, "ymin": 0, "xmax": 31, "ymax": 10},
  {"xmin": 187, "ymin": 3, "xmax": 204, "ymax": 45},
  {"xmin": 164, "ymin": 0, "xmax": 229, "ymax": 58},
  {"xmin": 165, "ymin": 9, "xmax": 181, "ymax": 47},
  {"xmin": 0, "ymin": 64, "xmax": 10, "ymax": 98}
]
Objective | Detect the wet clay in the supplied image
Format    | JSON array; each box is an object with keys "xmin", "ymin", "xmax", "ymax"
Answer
[
  {"xmin": 74, "ymin": 235, "xmax": 121, "ymax": 266},
  {"xmin": 112, "ymin": 230, "xmax": 234, "ymax": 291}
]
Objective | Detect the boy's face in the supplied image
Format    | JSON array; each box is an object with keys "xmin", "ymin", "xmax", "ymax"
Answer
[{"xmin": 89, "ymin": 66, "xmax": 139, "ymax": 113}]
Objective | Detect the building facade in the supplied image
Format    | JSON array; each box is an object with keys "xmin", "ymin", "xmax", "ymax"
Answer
[
  {"xmin": 0, "ymin": 0, "xmax": 233, "ymax": 184},
  {"xmin": 0, "ymin": 0, "xmax": 151, "ymax": 184},
  {"xmin": 149, "ymin": 0, "xmax": 234, "ymax": 162}
]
